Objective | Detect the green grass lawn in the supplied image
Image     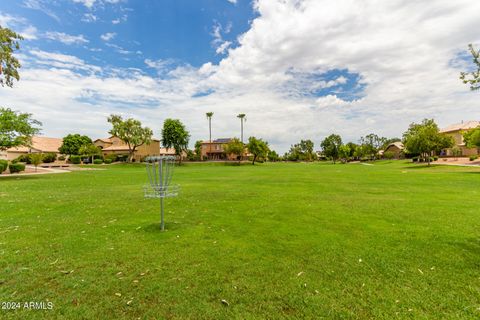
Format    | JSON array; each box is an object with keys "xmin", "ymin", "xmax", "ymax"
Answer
[{"xmin": 1, "ymin": 161, "xmax": 479, "ymax": 319}]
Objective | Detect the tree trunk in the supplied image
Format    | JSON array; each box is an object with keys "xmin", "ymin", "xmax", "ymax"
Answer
[{"xmin": 252, "ymin": 155, "xmax": 257, "ymax": 165}]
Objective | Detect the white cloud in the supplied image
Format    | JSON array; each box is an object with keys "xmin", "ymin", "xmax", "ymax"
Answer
[
  {"xmin": 2, "ymin": 0, "xmax": 480, "ymax": 152},
  {"xmin": 227, "ymin": 0, "xmax": 237, "ymax": 4},
  {"xmin": 0, "ymin": 13, "xmax": 37, "ymax": 40},
  {"xmin": 23, "ymin": 0, "xmax": 60, "ymax": 21},
  {"xmin": 72, "ymin": 0, "xmax": 97, "ymax": 8},
  {"xmin": 82, "ymin": 13, "xmax": 97, "ymax": 23},
  {"xmin": 100, "ymin": 32, "xmax": 116, "ymax": 41},
  {"xmin": 45, "ymin": 31, "xmax": 89, "ymax": 45},
  {"xmin": 211, "ymin": 21, "xmax": 233, "ymax": 55}
]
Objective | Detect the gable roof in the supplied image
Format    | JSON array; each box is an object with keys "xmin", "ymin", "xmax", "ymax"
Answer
[
  {"xmin": 385, "ymin": 141, "xmax": 404, "ymax": 150},
  {"xmin": 7, "ymin": 136, "xmax": 62, "ymax": 153},
  {"xmin": 440, "ymin": 121, "xmax": 480, "ymax": 133}
]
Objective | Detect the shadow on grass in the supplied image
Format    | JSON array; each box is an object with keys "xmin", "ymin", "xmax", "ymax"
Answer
[
  {"xmin": 143, "ymin": 222, "xmax": 184, "ymax": 233},
  {"xmin": 0, "ymin": 175, "xmax": 46, "ymax": 181}
]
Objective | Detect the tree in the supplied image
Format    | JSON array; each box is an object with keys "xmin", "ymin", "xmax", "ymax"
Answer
[
  {"xmin": 460, "ymin": 44, "xmax": 480, "ymax": 91},
  {"xmin": 161, "ymin": 119, "xmax": 190, "ymax": 164},
  {"xmin": 345, "ymin": 142, "xmax": 358, "ymax": 159},
  {"xmin": 268, "ymin": 150, "xmax": 280, "ymax": 162},
  {"xmin": 108, "ymin": 114, "xmax": 153, "ymax": 162},
  {"xmin": 463, "ymin": 128, "xmax": 480, "ymax": 149},
  {"xmin": 29, "ymin": 153, "xmax": 43, "ymax": 172},
  {"xmin": 247, "ymin": 136, "xmax": 269, "ymax": 165},
  {"xmin": 402, "ymin": 119, "xmax": 454, "ymax": 166},
  {"xmin": 286, "ymin": 139, "xmax": 316, "ymax": 161},
  {"xmin": 223, "ymin": 138, "xmax": 244, "ymax": 164},
  {"xmin": 338, "ymin": 144, "xmax": 351, "ymax": 163},
  {"xmin": 359, "ymin": 133, "xmax": 387, "ymax": 161},
  {"xmin": 78, "ymin": 143, "xmax": 101, "ymax": 164},
  {"xmin": 321, "ymin": 134, "xmax": 342, "ymax": 164},
  {"xmin": 0, "ymin": 108, "xmax": 41, "ymax": 151},
  {"xmin": 59, "ymin": 134, "xmax": 92, "ymax": 156},
  {"xmin": 194, "ymin": 140, "xmax": 203, "ymax": 160},
  {"xmin": 206, "ymin": 112, "xmax": 213, "ymax": 159},
  {"xmin": 0, "ymin": 26, "xmax": 23, "ymax": 88},
  {"xmin": 237, "ymin": 114, "xmax": 246, "ymax": 144}
]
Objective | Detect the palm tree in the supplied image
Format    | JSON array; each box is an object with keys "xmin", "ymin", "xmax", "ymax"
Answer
[
  {"xmin": 237, "ymin": 113, "xmax": 246, "ymax": 144},
  {"xmin": 206, "ymin": 112, "xmax": 213, "ymax": 160}
]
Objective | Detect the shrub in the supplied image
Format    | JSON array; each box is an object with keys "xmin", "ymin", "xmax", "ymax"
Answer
[
  {"xmin": 58, "ymin": 155, "xmax": 66, "ymax": 161},
  {"xmin": 105, "ymin": 154, "xmax": 117, "ymax": 162},
  {"xmin": 0, "ymin": 160, "xmax": 8, "ymax": 173},
  {"xmin": 70, "ymin": 155, "xmax": 81, "ymax": 164},
  {"xmin": 104, "ymin": 159, "xmax": 112, "ymax": 164},
  {"xmin": 93, "ymin": 159, "xmax": 103, "ymax": 164},
  {"xmin": 94, "ymin": 154, "xmax": 104, "ymax": 160},
  {"xmin": 9, "ymin": 163, "xmax": 25, "ymax": 173},
  {"xmin": 14, "ymin": 154, "xmax": 31, "ymax": 164},
  {"xmin": 117, "ymin": 154, "xmax": 129, "ymax": 162},
  {"xmin": 469, "ymin": 155, "xmax": 478, "ymax": 161},
  {"xmin": 412, "ymin": 157, "xmax": 418, "ymax": 162},
  {"xmin": 42, "ymin": 153, "xmax": 57, "ymax": 163},
  {"xmin": 433, "ymin": 156, "xmax": 438, "ymax": 161},
  {"xmin": 383, "ymin": 151, "xmax": 395, "ymax": 160}
]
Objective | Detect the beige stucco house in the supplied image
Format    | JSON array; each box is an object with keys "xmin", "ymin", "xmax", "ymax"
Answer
[
  {"xmin": 94, "ymin": 136, "xmax": 161, "ymax": 162},
  {"xmin": 384, "ymin": 142, "xmax": 405, "ymax": 159},
  {"xmin": 201, "ymin": 138, "xmax": 248, "ymax": 160},
  {"xmin": 440, "ymin": 121, "xmax": 480, "ymax": 156},
  {"xmin": 1, "ymin": 136, "xmax": 62, "ymax": 161}
]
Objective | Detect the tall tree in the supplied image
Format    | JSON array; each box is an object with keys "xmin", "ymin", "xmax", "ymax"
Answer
[
  {"xmin": 107, "ymin": 114, "xmax": 153, "ymax": 162},
  {"xmin": 206, "ymin": 112, "xmax": 213, "ymax": 159},
  {"xmin": 0, "ymin": 108, "xmax": 41, "ymax": 151},
  {"xmin": 0, "ymin": 26, "xmax": 23, "ymax": 88},
  {"xmin": 161, "ymin": 119, "xmax": 190, "ymax": 164},
  {"xmin": 359, "ymin": 133, "xmax": 387, "ymax": 160},
  {"xmin": 59, "ymin": 134, "xmax": 92, "ymax": 156},
  {"xmin": 460, "ymin": 44, "xmax": 480, "ymax": 91},
  {"xmin": 79, "ymin": 143, "xmax": 101, "ymax": 164},
  {"xmin": 402, "ymin": 119, "xmax": 454, "ymax": 166},
  {"xmin": 237, "ymin": 113, "xmax": 246, "ymax": 144},
  {"xmin": 338, "ymin": 144, "xmax": 351, "ymax": 163},
  {"xmin": 321, "ymin": 134, "xmax": 342, "ymax": 164},
  {"xmin": 463, "ymin": 128, "xmax": 480, "ymax": 148},
  {"xmin": 223, "ymin": 138, "xmax": 244, "ymax": 164},
  {"xmin": 247, "ymin": 136, "xmax": 269, "ymax": 165},
  {"xmin": 194, "ymin": 140, "xmax": 203, "ymax": 160}
]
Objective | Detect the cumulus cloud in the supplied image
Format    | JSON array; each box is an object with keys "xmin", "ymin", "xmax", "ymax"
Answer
[
  {"xmin": 2, "ymin": 0, "xmax": 480, "ymax": 152},
  {"xmin": 45, "ymin": 31, "xmax": 89, "ymax": 45},
  {"xmin": 100, "ymin": 32, "xmax": 116, "ymax": 41}
]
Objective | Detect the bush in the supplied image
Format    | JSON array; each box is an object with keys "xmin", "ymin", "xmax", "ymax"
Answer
[
  {"xmin": 117, "ymin": 154, "xmax": 129, "ymax": 162},
  {"xmin": 412, "ymin": 157, "xmax": 418, "ymax": 162},
  {"xmin": 469, "ymin": 155, "xmax": 478, "ymax": 161},
  {"xmin": 70, "ymin": 155, "xmax": 81, "ymax": 164},
  {"xmin": 383, "ymin": 151, "xmax": 395, "ymax": 160},
  {"xmin": 94, "ymin": 154, "xmax": 104, "ymax": 160},
  {"xmin": 42, "ymin": 153, "xmax": 57, "ymax": 163},
  {"xmin": 58, "ymin": 155, "xmax": 66, "ymax": 161},
  {"xmin": 104, "ymin": 154, "xmax": 117, "ymax": 163},
  {"xmin": 93, "ymin": 159, "xmax": 103, "ymax": 164},
  {"xmin": 9, "ymin": 163, "xmax": 25, "ymax": 173},
  {"xmin": 104, "ymin": 159, "xmax": 112, "ymax": 164},
  {"xmin": 0, "ymin": 160, "xmax": 8, "ymax": 173},
  {"xmin": 433, "ymin": 156, "xmax": 438, "ymax": 161},
  {"xmin": 14, "ymin": 154, "xmax": 31, "ymax": 164}
]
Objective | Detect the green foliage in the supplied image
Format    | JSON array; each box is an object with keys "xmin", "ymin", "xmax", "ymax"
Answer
[
  {"xmin": 451, "ymin": 146, "xmax": 462, "ymax": 158},
  {"xmin": 42, "ymin": 152, "xmax": 57, "ymax": 163},
  {"xmin": 58, "ymin": 155, "xmax": 66, "ymax": 161},
  {"xmin": 383, "ymin": 151, "xmax": 395, "ymax": 160},
  {"xmin": 194, "ymin": 140, "xmax": 203, "ymax": 161},
  {"xmin": 338, "ymin": 144, "xmax": 351, "ymax": 163},
  {"xmin": 469, "ymin": 155, "xmax": 478, "ymax": 161},
  {"xmin": 403, "ymin": 119, "xmax": 454, "ymax": 165},
  {"xmin": 69, "ymin": 155, "xmax": 81, "ymax": 164},
  {"xmin": 247, "ymin": 136, "xmax": 269, "ymax": 164},
  {"xmin": 108, "ymin": 114, "xmax": 153, "ymax": 162},
  {"xmin": 104, "ymin": 158, "xmax": 113, "ymax": 164},
  {"xmin": 0, "ymin": 26, "xmax": 23, "ymax": 88},
  {"xmin": 463, "ymin": 128, "xmax": 480, "ymax": 148},
  {"xmin": 359, "ymin": 133, "xmax": 387, "ymax": 160},
  {"xmin": 321, "ymin": 134, "xmax": 342, "ymax": 164},
  {"xmin": 0, "ymin": 107, "xmax": 41, "ymax": 151},
  {"xmin": 286, "ymin": 139, "xmax": 316, "ymax": 161},
  {"xmin": 104, "ymin": 154, "xmax": 118, "ymax": 162},
  {"xmin": 186, "ymin": 149, "xmax": 196, "ymax": 161},
  {"xmin": 13, "ymin": 154, "xmax": 31, "ymax": 164},
  {"xmin": 8, "ymin": 162, "xmax": 25, "ymax": 173},
  {"xmin": 29, "ymin": 153, "xmax": 43, "ymax": 171},
  {"xmin": 460, "ymin": 44, "xmax": 480, "ymax": 91},
  {"xmin": 93, "ymin": 159, "xmax": 103, "ymax": 164},
  {"xmin": 59, "ymin": 134, "xmax": 92, "ymax": 155},
  {"xmin": 0, "ymin": 159, "xmax": 7, "ymax": 173},
  {"xmin": 161, "ymin": 119, "xmax": 190, "ymax": 163},
  {"xmin": 267, "ymin": 150, "xmax": 280, "ymax": 162},
  {"xmin": 223, "ymin": 137, "xmax": 244, "ymax": 162}
]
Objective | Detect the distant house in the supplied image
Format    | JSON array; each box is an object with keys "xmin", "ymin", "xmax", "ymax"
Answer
[
  {"xmin": 1, "ymin": 136, "xmax": 62, "ymax": 161},
  {"xmin": 384, "ymin": 142, "xmax": 404, "ymax": 159},
  {"xmin": 201, "ymin": 138, "xmax": 248, "ymax": 160},
  {"xmin": 440, "ymin": 121, "xmax": 480, "ymax": 156},
  {"xmin": 94, "ymin": 136, "xmax": 161, "ymax": 162}
]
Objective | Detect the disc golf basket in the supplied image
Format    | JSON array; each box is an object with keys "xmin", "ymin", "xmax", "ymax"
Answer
[{"xmin": 144, "ymin": 156, "xmax": 179, "ymax": 231}]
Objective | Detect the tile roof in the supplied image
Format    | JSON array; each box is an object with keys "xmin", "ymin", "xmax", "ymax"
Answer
[
  {"xmin": 440, "ymin": 121, "xmax": 480, "ymax": 133},
  {"xmin": 7, "ymin": 136, "xmax": 62, "ymax": 153},
  {"xmin": 385, "ymin": 141, "xmax": 404, "ymax": 150}
]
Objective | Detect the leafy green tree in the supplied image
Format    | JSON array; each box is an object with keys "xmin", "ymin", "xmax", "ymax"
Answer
[
  {"xmin": 247, "ymin": 136, "xmax": 269, "ymax": 165},
  {"xmin": 0, "ymin": 26, "xmax": 23, "ymax": 88},
  {"xmin": 286, "ymin": 139, "xmax": 316, "ymax": 161},
  {"xmin": 0, "ymin": 108, "xmax": 41, "ymax": 151},
  {"xmin": 59, "ymin": 134, "xmax": 92, "ymax": 156},
  {"xmin": 345, "ymin": 142, "xmax": 358, "ymax": 159},
  {"xmin": 321, "ymin": 134, "xmax": 342, "ymax": 164},
  {"xmin": 161, "ymin": 119, "xmax": 190, "ymax": 164},
  {"xmin": 223, "ymin": 138, "xmax": 244, "ymax": 164},
  {"xmin": 460, "ymin": 44, "xmax": 480, "ymax": 91},
  {"xmin": 402, "ymin": 119, "xmax": 454, "ymax": 166},
  {"xmin": 463, "ymin": 128, "xmax": 480, "ymax": 148},
  {"xmin": 29, "ymin": 153, "xmax": 43, "ymax": 172},
  {"xmin": 79, "ymin": 143, "xmax": 101, "ymax": 164},
  {"xmin": 338, "ymin": 144, "xmax": 351, "ymax": 163},
  {"xmin": 194, "ymin": 140, "xmax": 203, "ymax": 160},
  {"xmin": 359, "ymin": 133, "xmax": 387, "ymax": 161},
  {"xmin": 268, "ymin": 150, "xmax": 280, "ymax": 162},
  {"xmin": 108, "ymin": 114, "xmax": 153, "ymax": 162}
]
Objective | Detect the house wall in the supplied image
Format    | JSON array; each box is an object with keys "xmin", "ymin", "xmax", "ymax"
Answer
[
  {"xmin": 442, "ymin": 131, "xmax": 479, "ymax": 156},
  {"xmin": 384, "ymin": 145, "xmax": 403, "ymax": 159}
]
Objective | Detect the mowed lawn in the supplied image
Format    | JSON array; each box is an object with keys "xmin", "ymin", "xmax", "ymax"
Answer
[{"xmin": 0, "ymin": 161, "xmax": 479, "ymax": 319}]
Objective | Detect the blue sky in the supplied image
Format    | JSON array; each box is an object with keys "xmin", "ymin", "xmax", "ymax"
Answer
[{"xmin": 0, "ymin": 1, "xmax": 479, "ymax": 152}]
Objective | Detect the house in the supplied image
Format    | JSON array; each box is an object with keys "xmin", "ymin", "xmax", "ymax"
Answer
[
  {"xmin": 1, "ymin": 136, "xmax": 63, "ymax": 161},
  {"xmin": 383, "ymin": 142, "xmax": 404, "ymax": 159},
  {"xmin": 201, "ymin": 138, "xmax": 248, "ymax": 160},
  {"xmin": 440, "ymin": 121, "xmax": 480, "ymax": 156},
  {"xmin": 94, "ymin": 136, "xmax": 161, "ymax": 162}
]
